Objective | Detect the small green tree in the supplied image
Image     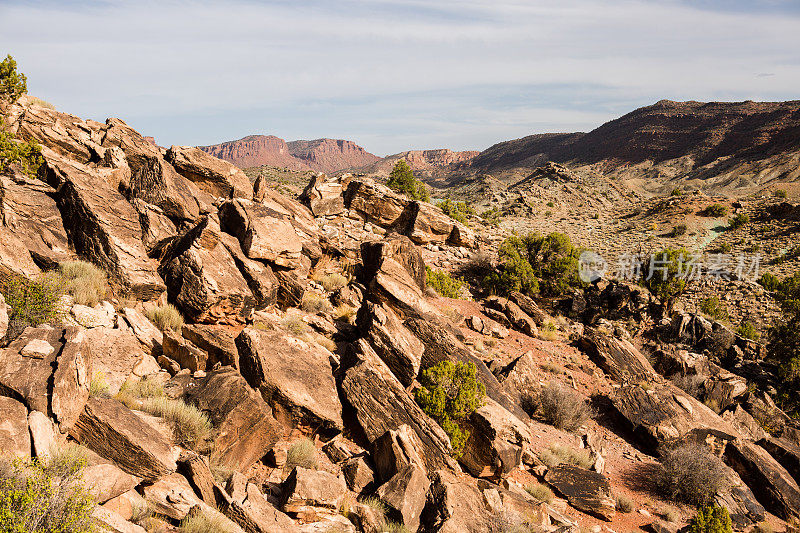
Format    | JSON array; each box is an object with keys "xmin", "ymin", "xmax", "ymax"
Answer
[
  {"xmin": 0, "ymin": 55, "xmax": 27, "ymax": 103},
  {"xmin": 689, "ymin": 505, "xmax": 732, "ymax": 533},
  {"xmin": 387, "ymin": 160, "xmax": 429, "ymax": 201},
  {"xmin": 1, "ymin": 272, "xmax": 65, "ymax": 340},
  {"xmin": 0, "ymin": 118, "xmax": 42, "ymax": 179},
  {"xmin": 438, "ymin": 199, "xmax": 474, "ymax": 225},
  {"xmin": 642, "ymin": 248, "xmax": 689, "ymax": 311},
  {"xmin": 415, "ymin": 361, "xmax": 485, "ymax": 456}
]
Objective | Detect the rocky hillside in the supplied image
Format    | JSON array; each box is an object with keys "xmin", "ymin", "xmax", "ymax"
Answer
[
  {"xmin": 356, "ymin": 148, "xmax": 480, "ymax": 181},
  {"xmin": 2, "ymin": 91, "xmax": 800, "ymax": 533},
  {"xmin": 199, "ymin": 135, "xmax": 379, "ymax": 174},
  {"xmin": 455, "ymin": 100, "xmax": 800, "ymax": 190}
]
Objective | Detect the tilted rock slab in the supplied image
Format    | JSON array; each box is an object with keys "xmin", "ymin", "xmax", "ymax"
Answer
[
  {"xmin": 545, "ymin": 465, "xmax": 616, "ymax": 521},
  {"xmin": 165, "ymin": 145, "xmax": 253, "ymax": 200}
]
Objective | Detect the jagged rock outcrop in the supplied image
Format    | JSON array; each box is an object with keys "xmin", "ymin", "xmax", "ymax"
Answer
[
  {"xmin": 459, "ymin": 398, "xmax": 531, "ymax": 478},
  {"xmin": 0, "ymin": 396, "xmax": 31, "ymax": 457},
  {"xmin": 356, "ymin": 301, "xmax": 423, "ymax": 387},
  {"xmin": 578, "ymin": 327, "xmax": 658, "ymax": 382},
  {"xmin": 546, "ymin": 465, "xmax": 616, "ymax": 521},
  {"xmin": 165, "ymin": 145, "xmax": 253, "ymax": 199},
  {"xmin": 420, "ymin": 469, "xmax": 494, "ymax": 533}
]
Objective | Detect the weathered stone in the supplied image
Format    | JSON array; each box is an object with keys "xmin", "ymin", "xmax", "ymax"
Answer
[
  {"xmin": 722, "ymin": 404, "xmax": 770, "ymax": 442},
  {"xmin": 219, "ymin": 199, "xmax": 303, "ymax": 268},
  {"xmin": 343, "ymin": 178, "xmax": 410, "ymax": 228},
  {"xmin": 181, "ymin": 323, "xmax": 239, "ymax": 369},
  {"xmin": 340, "ymin": 340, "xmax": 455, "ymax": 473},
  {"xmin": 183, "ymin": 367, "xmax": 282, "ymax": 473},
  {"xmin": 407, "ymin": 201, "xmax": 455, "ymax": 246},
  {"xmin": 377, "ymin": 463, "xmax": 429, "ymax": 531},
  {"xmin": 420, "ymin": 469, "xmax": 494, "ymax": 533},
  {"xmin": 221, "ymin": 232, "xmax": 279, "ymax": 309},
  {"xmin": 71, "ymin": 303, "xmax": 114, "ymax": 328},
  {"xmin": 143, "ymin": 472, "xmax": 204, "ymax": 520},
  {"xmin": 102, "ymin": 489, "xmax": 146, "ymax": 522},
  {"xmin": 282, "ymin": 467, "xmax": 348, "ymax": 513},
  {"xmin": 158, "ymin": 215, "xmax": 255, "ymax": 323},
  {"xmin": 92, "ymin": 507, "xmax": 147, "ymax": 533},
  {"xmin": 40, "ymin": 149, "xmax": 165, "ymax": 299},
  {"xmin": 356, "ymin": 301, "xmax": 423, "ymax": 386},
  {"xmin": 760, "ymin": 437, "xmax": 800, "ymax": 486},
  {"xmin": 577, "ymin": 327, "xmax": 658, "ymax": 382},
  {"xmin": 84, "ymin": 327, "xmax": 148, "ymax": 395},
  {"xmin": 460, "ymin": 398, "xmax": 531, "ymax": 478},
  {"xmin": 69, "ymin": 397, "xmax": 177, "ymax": 481},
  {"xmin": 341, "ymin": 456, "xmax": 375, "ymax": 494},
  {"xmin": 0, "ymin": 396, "xmax": 30, "ymax": 458},
  {"xmin": 177, "ymin": 452, "xmax": 217, "ymax": 506},
  {"xmin": 216, "ymin": 482, "xmax": 300, "ymax": 533},
  {"xmin": 300, "ymin": 174, "xmax": 346, "ymax": 217},
  {"xmin": 122, "ymin": 307, "xmax": 163, "ymax": 350},
  {"xmin": 372, "ymin": 424, "xmax": 427, "ymax": 482},
  {"xmin": 484, "ymin": 296, "xmax": 538, "ymax": 336},
  {"xmin": 0, "ymin": 293, "xmax": 8, "ymax": 340},
  {"xmin": 20, "ymin": 338, "xmax": 55, "ymax": 358},
  {"xmin": 83, "ymin": 462, "xmax": 141, "ymax": 504},
  {"xmin": 51, "ymin": 326, "xmax": 91, "ymax": 431},
  {"xmin": 162, "ymin": 330, "xmax": 207, "ymax": 372},
  {"xmin": 28, "ymin": 410, "xmax": 57, "ymax": 460},
  {"xmin": 725, "ymin": 439, "xmax": 800, "ymax": 520},
  {"xmin": 258, "ymin": 187, "xmax": 322, "ymax": 263},
  {"xmin": 545, "ymin": 465, "xmax": 616, "ymax": 521},
  {"xmin": 165, "ymin": 145, "xmax": 253, "ymax": 199},
  {"xmin": 495, "ymin": 350, "xmax": 540, "ymax": 412},
  {"xmin": 236, "ymin": 328, "xmax": 343, "ymax": 433},
  {"xmin": 507, "ymin": 292, "xmax": 548, "ymax": 325}
]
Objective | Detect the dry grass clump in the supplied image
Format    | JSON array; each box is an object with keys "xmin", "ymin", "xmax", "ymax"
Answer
[
  {"xmin": 89, "ymin": 372, "xmax": 111, "ymax": 398},
  {"xmin": 539, "ymin": 444, "xmax": 593, "ymax": 469},
  {"xmin": 286, "ymin": 438, "xmax": 318, "ymax": 470},
  {"xmin": 58, "ymin": 260, "xmax": 107, "ymax": 306},
  {"xmin": 145, "ymin": 303, "xmax": 184, "ymax": 332},
  {"xmin": 616, "ymin": 493, "xmax": 634, "ymax": 513},
  {"xmin": 333, "ymin": 303, "xmax": 356, "ymax": 322},
  {"xmin": 661, "ymin": 505, "xmax": 681, "ymax": 523},
  {"xmin": 538, "ymin": 381, "xmax": 590, "ymax": 432},
  {"xmin": 538, "ymin": 321, "xmax": 559, "ymax": 341},
  {"xmin": 301, "ymin": 292, "xmax": 333, "ymax": 314},
  {"xmin": 316, "ymin": 272, "xmax": 349, "ymax": 293},
  {"xmin": 657, "ymin": 444, "xmax": 731, "ymax": 505},
  {"xmin": 28, "ymin": 96, "xmax": 56, "ymax": 109},
  {"xmin": 179, "ymin": 508, "xmax": 239, "ymax": 533},
  {"xmin": 282, "ymin": 312, "xmax": 310, "ymax": 335},
  {"xmin": 526, "ymin": 483, "xmax": 554, "ymax": 503}
]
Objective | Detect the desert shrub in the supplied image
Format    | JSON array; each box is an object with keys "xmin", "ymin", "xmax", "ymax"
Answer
[
  {"xmin": 384, "ymin": 522, "xmax": 411, "ymax": 533},
  {"xmin": 759, "ymin": 272, "xmax": 781, "ymax": 291},
  {"xmin": 387, "ymin": 160, "xmax": 429, "ymax": 201},
  {"xmin": 286, "ymin": 438, "xmax": 318, "ymax": 470},
  {"xmin": 317, "ymin": 272, "xmax": 348, "ymax": 293},
  {"xmin": 641, "ymin": 248, "xmax": 689, "ymax": 311},
  {"xmin": 480, "ymin": 206, "xmax": 501, "ymax": 225},
  {"xmin": 117, "ymin": 376, "xmax": 165, "ymax": 402},
  {"xmin": 415, "ymin": 360, "xmax": 486, "ymax": 456},
  {"xmin": 773, "ymin": 245, "xmax": 800, "ymax": 265},
  {"xmin": 138, "ymin": 397, "xmax": 211, "ymax": 452},
  {"xmin": 669, "ymin": 224, "xmax": 687, "ymax": 237},
  {"xmin": 426, "ymin": 267, "xmax": 466, "ymax": 299},
  {"xmin": 616, "ymin": 493, "xmax": 634, "ymax": 513},
  {"xmin": 282, "ymin": 312, "xmax": 310, "ymax": 335},
  {"xmin": 485, "ymin": 232, "xmax": 583, "ymax": 297},
  {"xmin": 333, "ymin": 304, "xmax": 356, "ymax": 322},
  {"xmin": 438, "ymin": 199, "xmax": 474, "ymax": 225},
  {"xmin": 0, "ymin": 455, "xmax": 94, "ymax": 533},
  {"xmin": 701, "ymin": 204, "xmax": 728, "ymax": 217},
  {"xmin": 28, "ymin": 96, "xmax": 55, "ymax": 110},
  {"xmin": 538, "ymin": 381, "xmax": 590, "ymax": 432},
  {"xmin": 661, "ymin": 506, "xmax": 681, "ymax": 523},
  {"xmin": 145, "ymin": 303, "xmax": 183, "ymax": 332},
  {"xmin": 539, "ymin": 444, "xmax": 592, "ymax": 469},
  {"xmin": 657, "ymin": 444, "xmax": 730, "ymax": 505},
  {"xmin": 774, "ymin": 189, "xmax": 788, "ymax": 199},
  {"xmin": 546, "ymin": 201, "xmax": 555, "ymax": 208},
  {"xmin": 0, "ymin": 119, "xmax": 43, "ymax": 179},
  {"xmin": 766, "ymin": 271, "xmax": 800, "ymax": 414},
  {"xmin": 1, "ymin": 272, "xmax": 64, "ymax": 339},
  {"xmin": 179, "ymin": 509, "xmax": 239, "ymax": 533},
  {"xmin": 525, "ymin": 483, "xmax": 553, "ymax": 503},
  {"xmin": 689, "ymin": 505, "xmax": 732, "ymax": 533},
  {"xmin": 89, "ymin": 372, "xmax": 110, "ymax": 398},
  {"xmin": 737, "ymin": 321, "xmax": 760, "ymax": 341},
  {"xmin": 301, "ymin": 292, "xmax": 333, "ymax": 314},
  {"xmin": 0, "ymin": 55, "xmax": 27, "ymax": 102},
  {"xmin": 538, "ymin": 321, "xmax": 559, "ymax": 341},
  {"xmin": 752, "ymin": 522, "xmax": 776, "ymax": 533},
  {"xmin": 671, "ymin": 188, "xmax": 683, "ymax": 196},
  {"xmin": 699, "ymin": 296, "xmax": 728, "ymax": 321},
  {"xmin": 59, "ymin": 261, "xmax": 107, "ymax": 306},
  {"xmin": 728, "ymin": 213, "xmax": 749, "ymax": 230}
]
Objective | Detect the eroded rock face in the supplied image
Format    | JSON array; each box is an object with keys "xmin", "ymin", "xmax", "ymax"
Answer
[
  {"xmin": 545, "ymin": 465, "xmax": 616, "ymax": 521},
  {"xmin": 165, "ymin": 145, "xmax": 253, "ymax": 199},
  {"xmin": 84, "ymin": 327, "xmax": 148, "ymax": 395},
  {"xmin": 183, "ymin": 367, "xmax": 283, "ymax": 473},
  {"xmin": 236, "ymin": 328, "xmax": 343, "ymax": 433},
  {"xmin": 578, "ymin": 327, "xmax": 658, "ymax": 382},
  {"xmin": 0, "ymin": 396, "xmax": 31, "ymax": 458},
  {"xmin": 281, "ymin": 467, "xmax": 348, "ymax": 513},
  {"xmin": 459, "ymin": 398, "xmax": 531, "ymax": 479},
  {"xmin": 376, "ymin": 463, "xmax": 429, "ymax": 532},
  {"xmin": 70, "ymin": 397, "xmax": 177, "ymax": 481},
  {"xmin": 420, "ymin": 469, "xmax": 493, "ymax": 533},
  {"xmin": 300, "ymin": 174, "xmax": 346, "ymax": 217},
  {"xmin": 356, "ymin": 301, "xmax": 423, "ymax": 387}
]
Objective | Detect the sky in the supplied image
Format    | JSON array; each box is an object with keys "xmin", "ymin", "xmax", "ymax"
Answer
[{"xmin": 1, "ymin": 0, "xmax": 799, "ymax": 156}]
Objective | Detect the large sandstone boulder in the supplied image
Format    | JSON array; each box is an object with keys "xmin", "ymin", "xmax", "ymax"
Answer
[
  {"xmin": 356, "ymin": 301, "xmax": 423, "ymax": 386},
  {"xmin": 300, "ymin": 174, "xmax": 346, "ymax": 217},
  {"xmin": 420, "ymin": 469, "xmax": 494, "ymax": 533},
  {"xmin": 483, "ymin": 296, "xmax": 538, "ymax": 336},
  {"xmin": 340, "ymin": 340, "xmax": 456, "ymax": 473},
  {"xmin": 219, "ymin": 199, "xmax": 304, "ymax": 269},
  {"xmin": 236, "ymin": 328, "xmax": 343, "ymax": 433},
  {"xmin": 183, "ymin": 367, "xmax": 282, "ymax": 472},
  {"xmin": 70, "ymin": 397, "xmax": 177, "ymax": 481},
  {"xmin": 40, "ymin": 150, "xmax": 165, "ymax": 299},
  {"xmin": 459, "ymin": 398, "xmax": 531, "ymax": 478},
  {"xmin": 545, "ymin": 465, "xmax": 616, "ymax": 521},
  {"xmin": 281, "ymin": 467, "xmax": 348, "ymax": 513},
  {"xmin": 0, "ymin": 326, "xmax": 90, "ymax": 431},
  {"xmin": 343, "ymin": 178, "xmax": 410, "ymax": 228},
  {"xmin": 158, "ymin": 215, "xmax": 255, "ymax": 323},
  {"xmin": 372, "ymin": 424, "xmax": 427, "ymax": 482},
  {"xmin": 0, "ymin": 396, "xmax": 31, "ymax": 458},
  {"xmin": 143, "ymin": 472, "xmax": 204, "ymax": 520},
  {"xmin": 165, "ymin": 145, "xmax": 253, "ymax": 199},
  {"xmin": 376, "ymin": 463, "xmax": 429, "ymax": 532},
  {"xmin": 577, "ymin": 327, "xmax": 658, "ymax": 382},
  {"xmin": 217, "ymin": 482, "xmax": 299, "ymax": 533},
  {"xmin": 181, "ymin": 323, "xmax": 239, "ymax": 369},
  {"xmin": 84, "ymin": 327, "xmax": 149, "ymax": 395},
  {"xmin": 221, "ymin": 232, "xmax": 279, "ymax": 309}
]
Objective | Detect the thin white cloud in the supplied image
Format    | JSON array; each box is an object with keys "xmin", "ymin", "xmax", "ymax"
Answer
[{"xmin": 1, "ymin": 0, "xmax": 798, "ymax": 154}]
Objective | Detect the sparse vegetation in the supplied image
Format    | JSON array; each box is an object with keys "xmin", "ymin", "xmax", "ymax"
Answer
[
  {"xmin": 89, "ymin": 372, "xmax": 111, "ymax": 398},
  {"xmin": 438, "ymin": 199, "xmax": 474, "ymax": 225},
  {"xmin": 671, "ymin": 188, "xmax": 683, "ymax": 196},
  {"xmin": 699, "ymin": 296, "xmax": 728, "ymax": 321},
  {"xmin": 766, "ymin": 270, "xmax": 800, "ymax": 414},
  {"xmin": 0, "ymin": 55, "xmax": 27, "ymax": 102},
  {"xmin": 669, "ymin": 224, "xmax": 687, "ymax": 237},
  {"xmin": 0, "ymin": 454, "xmax": 95, "ymax": 533},
  {"xmin": 1, "ymin": 118, "xmax": 43, "ymax": 179},
  {"xmin": 145, "ymin": 303, "xmax": 183, "ymax": 332},
  {"xmin": 282, "ymin": 312, "xmax": 310, "ymax": 335},
  {"xmin": 301, "ymin": 292, "xmax": 333, "ymax": 314},
  {"xmin": 426, "ymin": 266, "xmax": 466, "ymax": 299},
  {"xmin": 689, "ymin": 505, "xmax": 732, "ymax": 533},
  {"xmin": 179, "ymin": 509, "xmax": 239, "ymax": 533},
  {"xmin": 333, "ymin": 303, "xmax": 356, "ymax": 322},
  {"xmin": 59, "ymin": 261, "xmax": 107, "ymax": 307},
  {"xmin": 701, "ymin": 204, "xmax": 728, "ymax": 217},
  {"xmin": 525, "ymin": 483, "xmax": 554, "ymax": 503},
  {"xmin": 286, "ymin": 438, "xmax": 318, "ymax": 470},
  {"xmin": 774, "ymin": 189, "xmax": 788, "ymax": 199},
  {"xmin": 615, "ymin": 494, "xmax": 634, "ymax": 513},
  {"xmin": 758, "ymin": 272, "xmax": 781, "ymax": 292},
  {"xmin": 415, "ymin": 360, "xmax": 486, "ymax": 456},
  {"xmin": 538, "ymin": 380, "xmax": 590, "ymax": 432},
  {"xmin": 480, "ymin": 206, "xmax": 501, "ymax": 225},
  {"xmin": 538, "ymin": 321, "xmax": 559, "ymax": 341},
  {"xmin": 657, "ymin": 444, "xmax": 731, "ymax": 505},
  {"xmin": 387, "ymin": 160, "xmax": 429, "ymax": 201},
  {"xmin": 0, "ymin": 272, "xmax": 64, "ymax": 340},
  {"xmin": 539, "ymin": 443, "xmax": 593, "ymax": 469},
  {"xmin": 728, "ymin": 213, "xmax": 749, "ymax": 230},
  {"xmin": 641, "ymin": 248, "xmax": 689, "ymax": 311},
  {"xmin": 737, "ymin": 321, "xmax": 760, "ymax": 341}
]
